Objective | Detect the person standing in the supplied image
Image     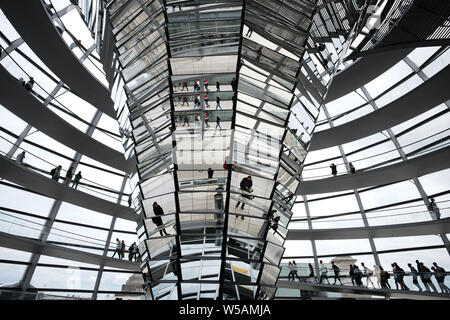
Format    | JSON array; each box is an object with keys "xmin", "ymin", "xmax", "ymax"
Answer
[
  {"xmin": 396, "ymin": 263, "xmax": 409, "ymax": 290},
  {"xmin": 291, "ymin": 261, "xmax": 301, "ymax": 281},
  {"xmin": 432, "ymin": 262, "xmax": 450, "ymax": 293},
  {"xmin": 408, "ymin": 263, "xmax": 422, "ymax": 291},
  {"xmin": 16, "ymin": 151, "xmax": 26, "ymax": 165},
  {"xmin": 132, "ymin": 242, "xmax": 139, "ymax": 262},
  {"xmin": 112, "ymin": 238, "xmax": 121, "ymax": 258},
  {"xmin": 373, "ymin": 265, "xmax": 382, "ymax": 288},
  {"xmin": 418, "ymin": 261, "xmax": 438, "ymax": 292},
  {"xmin": 195, "ymin": 115, "xmax": 200, "ymax": 129},
  {"xmin": 330, "ymin": 163, "xmax": 337, "ymax": 176},
  {"xmin": 71, "ymin": 171, "xmax": 82, "ymax": 189},
  {"xmin": 269, "ymin": 216, "xmax": 280, "ymax": 235},
  {"xmin": 298, "ymin": 132, "xmax": 305, "ymax": 147},
  {"xmin": 204, "ymin": 79, "xmax": 209, "ymax": 91},
  {"xmin": 379, "ymin": 266, "xmax": 391, "ymax": 289},
  {"xmin": 153, "ymin": 202, "xmax": 169, "ymax": 236},
  {"xmin": 216, "ymin": 96, "xmax": 222, "ymax": 110},
  {"xmin": 287, "ymin": 261, "xmax": 294, "ymax": 281},
  {"xmin": 361, "ymin": 262, "xmax": 375, "ymax": 288},
  {"xmin": 216, "ymin": 81, "xmax": 220, "ymax": 92},
  {"xmin": 66, "ymin": 166, "xmax": 74, "ymax": 184},
  {"xmin": 308, "ymin": 263, "xmax": 315, "ymax": 282},
  {"xmin": 354, "ymin": 265, "xmax": 363, "ymax": 287},
  {"xmin": 207, "ymin": 167, "xmax": 214, "ymax": 179},
  {"xmin": 349, "ymin": 264, "xmax": 355, "ymax": 285},
  {"xmin": 194, "ymin": 80, "xmax": 200, "ymax": 93},
  {"xmin": 215, "ymin": 116, "xmax": 222, "ymax": 135},
  {"xmin": 194, "ymin": 96, "xmax": 200, "ymax": 109},
  {"xmin": 50, "ymin": 165, "xmax": 62, "ymax": 182},
  {"xmin": 392, "ymin": 263, "xmax": 401, "ymax": 289},
  {"xmin": 128, "ymin": 243, "xmax": 135, "ymax": 261},
  {"xmin": 235, "ymin": 176, "xmax": 252, "ymax": 212},
  {"xmin": 120, "ymin": 240, "xmax": 126, "ymax": 259},
  {"xmin": 331, "ymin": 261, "xmax": 342, "ymax": 285},
  {"xmin": 349, "ymin": 162, "xmax": 356, "ymax": 174},
  {"xmin": 24, "ymin": 77, "xmax": 34, "ymax": 91},
  {"xmin": 319, "ymin": 260, "xmax": 330, "ymax": 284},
  {"xmin": 183, "ymin": 115, "xmax": 189, "ymax": 127},
  {"xmin": 428, "ymin": 198, "xmax": 441, "ymax": 220},
  {"xmin": 416, "ymin": 259, "xmax": 424, "ymax": 286}
]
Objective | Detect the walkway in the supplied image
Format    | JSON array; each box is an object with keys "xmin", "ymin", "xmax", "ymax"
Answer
[
  {"xmin": 297, "ymin": 145, "xmax": 450, "ymax": 195},
  {"xmin": 286, "ymin": 218, "xmax": 450, "ymax": 240},
  {"xmin": 0, "ymin": 65, "xmax": 135, "ymax": 173},
  {"xmin": 1, "ymin": 1, "xmax": 116, "ymax": 118},
  {"xmin": 0, "ymin": 155, "xmax": 137, "ymax": 222},
  {"xmin": 310, "ymin": 64, "xmax": 450, "ymax": 151},
  {"xmin": 276, "ymin": 280, "xmax": 450, "ymax": 300},
  {"xmin": 324, "ymin": 0, "xmax": 450, "ymax": 103},
  {"xmin": 0, "ymin": 231, "xmax": 139, "ymax": 271}
]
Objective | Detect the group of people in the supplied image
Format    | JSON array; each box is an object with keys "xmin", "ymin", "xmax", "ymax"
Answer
[
  {"xmin": 112, "ymin": 238, "xmax": 139, "ymax": 262},
  {"xmin": 175, "ymin": 79, "xmax": 222, "ymax": 93},
  {"xmin": 18, "ymin": 76, "xmax": 35, "ymax": 91},
  {"xmin": 174, "ymin": 79, "xmax": 227, "ymax": 110},
  {"xmin": 329, "ymin": 162, "xmax": 356, "ymax": 176},
  {"xmin": 295, "ymin": 260, "xmax": 450, "ymax": 294},
  {"xmin": 175, "ymin": 114, "xmax": 223, "ymax": 134},
  {"xmin": 50, "ymin": 165, "xmax": 82, "ymax": 189},
  {"xmin": 15, "ymin": 151, "xmax": 82, "ymax": 188},
  {"xmin": 177, "ymin": 77, "xmax": 238, "ymax": 96}
]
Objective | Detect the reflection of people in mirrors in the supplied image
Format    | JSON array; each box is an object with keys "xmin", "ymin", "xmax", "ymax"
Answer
[
  {"xmin": 236, "ymin": 176, "xmax": 253, "ymax": 213},
  {"xmin": 182, "ymin": 116, "xmax": 189, "ymax": 127},
  {"xmin": 270, "ymin": 216, "xmax": 280, "ymax": 235},
  {"xmin": 152, "ymin": 202, "xmax": 169, "ymax": 236},
  {"xmin": 223, "ymin": 156, "xmax": 235, "ymax": 170},
  {"xmin": 256, "ymin": 47, "xmax": 262, "ymax": 62},
  {"xmin": 282, "ymin": 192, "xmax": 295, "ymax": 202},
  {"xmin": 207, "ymin": 167, "xmax": 214, "ymax": 179}
]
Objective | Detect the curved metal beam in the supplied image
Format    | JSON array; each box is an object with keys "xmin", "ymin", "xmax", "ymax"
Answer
[
  {"xmin": 324, "ymin": 48, "xmax": 412, "ymax": 103},
  {"xmin": 0, "ymin": 231, "xmax": 139, "ymax": 271},
  {"xmin": 287, "ymin": 218, "xmax": 450, "ymax": 240},
  {"xmin": 0, "ymin": 0, "xmax": 116, "ymax": 118},
  {"xmin": 310, "ymin": 64, "xmax": 450, "ymax": 151},
  {"xmin": 0, "ymin": 155, "xmax": 138, "ymax": 222},
  {"xmin": 297, "ymin": 145, "xmax": 450, "ymax": 195},
  {"xmin": 345, "ymin": 39, "xmax": 450, "ymax": 61},
  {"xmin": 0, "ymin": 65, "xmax": 135, "ymax": 173}
]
